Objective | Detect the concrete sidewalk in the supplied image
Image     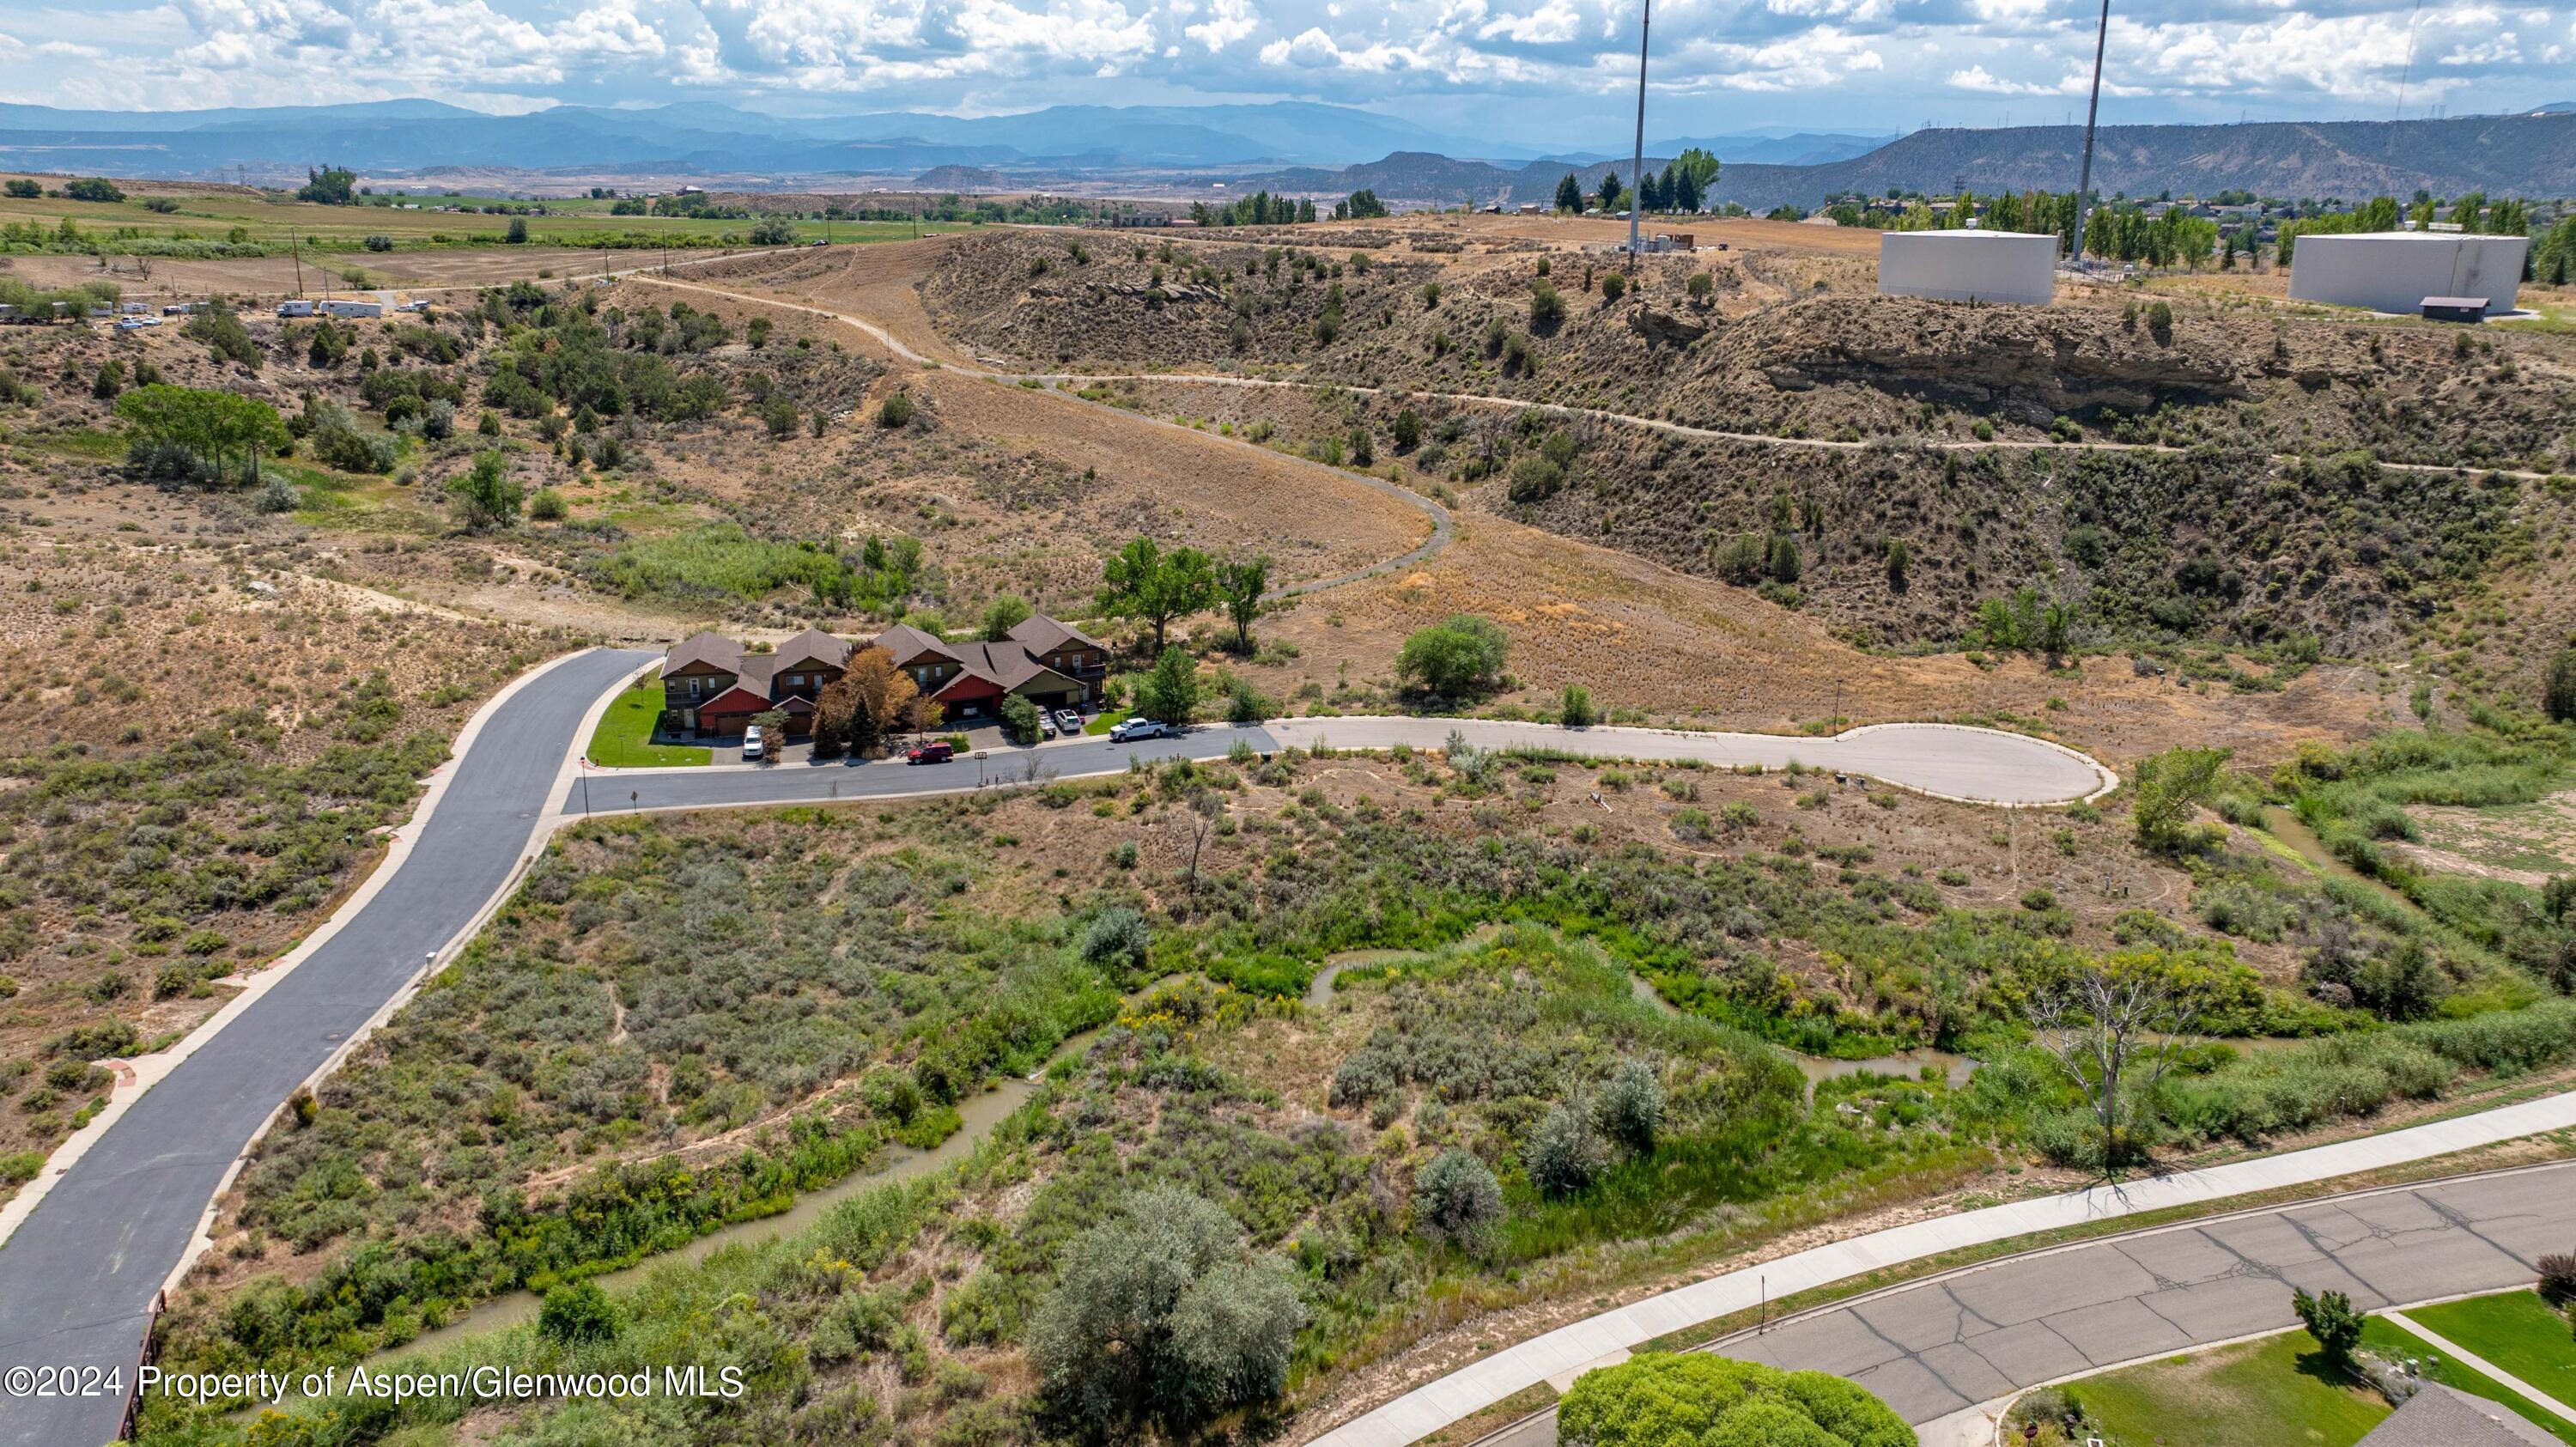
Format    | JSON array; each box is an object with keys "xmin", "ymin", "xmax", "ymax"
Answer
[
  {"xmin": 2384, "ymin": 1311, "xmax": 2576, "ymax": 1432},
  {"xmin": 1301, "ymin": 1091, "xmax": 2576, "ymax": 1447}
]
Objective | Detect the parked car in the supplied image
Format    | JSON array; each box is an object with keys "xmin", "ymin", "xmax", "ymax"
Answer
[
  {"xmin": 1037, "ymin": 713, "xmax": 1056, "ymax": 739},
  {"xmin": 741, "ymin": 725, "xmax": 765, "ymax": 760},
  {"xmin": 906, "ymin": 740, "xmax": 955, "ymax": 764},
  {"xmin": 114, "ymin": 318, "xmax": 146, "ymax": 331},
  {"xmin": 1054, "ymin": 708, "xmax": 1083, "ymax": 736},
  {"xmin": 396, "ymin": 299, "xmax": 430, "ymax": 313},
  {"xmin": 1109, "ymin": 718, "xmax": 1173, "ymax": 743}
]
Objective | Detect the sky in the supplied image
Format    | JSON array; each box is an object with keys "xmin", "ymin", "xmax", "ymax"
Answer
[{"xmin": 0, "ymin": 0, "xmax": 2566, "ymax": 144}]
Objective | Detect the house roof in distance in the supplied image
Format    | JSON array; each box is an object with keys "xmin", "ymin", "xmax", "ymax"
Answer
[
  {"xmin": 1007, "ymin": 614, "xmax": 1104, "ymax": 654},
  {"xmin": 772, "ymin": 627, "xmax": 854, "ymax": 671},
  {"xmin": 2358, "ymin": 1383, "xmax": 2559, "ymax": 1447},
  {"xmin": 873, "ymin": 623, "xmax": 957, "ymax": 665}
]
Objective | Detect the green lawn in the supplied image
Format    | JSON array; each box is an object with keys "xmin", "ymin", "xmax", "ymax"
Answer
[
  {"xmin": 586, "ymin": 679, "xmax": 709, "ymax": 768},
  {"xmin": 2366, "ymin": 1317, "xmax": 2576, "ymax": 1444},
  {"xmin": 2403, "ymin": 1292, "xmax": 2576, "ymax": 1420},
  {"xmin": 2074, "ymin": 1331, "xmax": 2390, "ymax": 1447},
  {"xmin": 1084, "ymin": 708, "xmax": 1132, "ymax": 736}
]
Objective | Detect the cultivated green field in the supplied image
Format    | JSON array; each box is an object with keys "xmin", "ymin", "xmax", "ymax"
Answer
[{"xmin": 0, "ymin": 183, "xmax": 969, "ymax": 255}]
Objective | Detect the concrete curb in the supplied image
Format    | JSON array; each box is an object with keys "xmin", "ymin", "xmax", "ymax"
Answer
[
  {"xmin": 1305, "ymin": 1094, "xmax": 2576, "ymax": 1447},
  {"xmin": 1453, "ymin": 1155, "xmax": 2576, "ymax": 1447},
  {"xmin": 0, "ymin": 647, "xmax": 599, "ymax": 1250}
]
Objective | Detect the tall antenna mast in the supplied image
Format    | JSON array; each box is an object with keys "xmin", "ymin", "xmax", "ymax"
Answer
[
  {"xmin": 2391, "ymin": 0, "xmax": 2425, "ymax": 156},
  {"xmin": 1627, "ymin": 0, "xmax": 1650, "ymax": 267},
  {"xmin": 2067, "ymin": 0, "xmax": 2111, "ymax": 269}
]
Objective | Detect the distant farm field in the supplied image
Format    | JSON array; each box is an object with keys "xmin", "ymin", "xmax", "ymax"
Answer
[{"xmin": 0, "ymin": 180, "xmax": 967, "ymax": 246}]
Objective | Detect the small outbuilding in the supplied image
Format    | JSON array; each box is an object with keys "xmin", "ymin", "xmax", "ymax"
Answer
[
  {"xmin": 2421, "ymin": 295, "xmax": 2490, "ymax": 324},
  {"xmin": 1876, "ymin": 228, "xmax": 2057, "ymax": 307},
  {"xmin": 2288, "ymin": 231, "xmax": 2526, "ymax": 315}
]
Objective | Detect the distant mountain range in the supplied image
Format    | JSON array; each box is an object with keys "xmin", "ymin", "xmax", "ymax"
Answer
[
  {"xmin": 0, "ymin": 99, "xmax": 2563, "ymax": 206},
  {"xmin": 0, "ymin": 100, "xmax": 1891, "ymax": 184},
  {"xmin": 1236, "ymin": 112, "xmax": 2576, "ymax": 209}
]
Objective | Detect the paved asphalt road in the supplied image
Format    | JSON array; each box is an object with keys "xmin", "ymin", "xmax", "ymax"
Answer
[
  {"xmin": 0, "ymin": 648, "xmax": 643, "ymax": 1447},
  {"xmin": 568, "ymin": 722, "xmax": 1284, "ymax": 815},
  {"xmin": 1475, "ymin": 1160, "xmax": 2576, "ymax": 1446},
  {"xmin": 572, "ymin": 716, "xmax": 2111, "ymax": 818},
  {"xmin": 0, "ymin": 646, "xmax": 2114, "ymax": 1447}
]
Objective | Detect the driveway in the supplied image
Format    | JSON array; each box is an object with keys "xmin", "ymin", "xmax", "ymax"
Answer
[
  {"xmin": 579, "ymin": 716, "xmax": 2114, "ymax": 813},
  {"xmin": 1270, "ymin": 718, "xmax": 2113, "ymax": 807},
  {"xmin": 1469, "ymin": 1160, "xmax": 2576, "ymax": 1446}
]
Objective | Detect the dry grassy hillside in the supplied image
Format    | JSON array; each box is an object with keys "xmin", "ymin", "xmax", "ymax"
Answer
[{"xmin": 924, "ymin": 228, "xmax": 2576, "ymax": 473}]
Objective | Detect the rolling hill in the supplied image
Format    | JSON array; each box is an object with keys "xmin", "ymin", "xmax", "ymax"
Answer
[{"xmin": 1240, "ymin": 112, "xmax": 2576, "ymax": 209}]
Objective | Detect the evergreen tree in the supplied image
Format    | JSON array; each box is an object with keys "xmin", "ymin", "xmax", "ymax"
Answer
[{"xmin": 1554, "ymin": 172, "xmax": 1583, "ymax": 213}]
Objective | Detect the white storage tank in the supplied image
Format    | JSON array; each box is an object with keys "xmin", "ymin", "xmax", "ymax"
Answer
[
  {"xmin": 2288, "ymin": 231, "xmax": 2527, "ymax": 315},
  {"xmin": 1877, "ymin": 228, "xmax": 2057, "ymax": 306}
]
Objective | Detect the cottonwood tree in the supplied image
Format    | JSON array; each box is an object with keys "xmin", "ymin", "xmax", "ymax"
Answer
[
  {"xmin": 1214, "ymin": 556, "xmax": 1269, "ymax": 653},
  {"xmin": 2026, "ymin": 963, "xmax": 2201, "ymax": 1177},
  {"xmin": 114, "ymin": 384, "xmax": 288, "ymax": 488},
  {"xmin": 1097, "ymin": 537, "xmax": 1216, "ymax": 654}
]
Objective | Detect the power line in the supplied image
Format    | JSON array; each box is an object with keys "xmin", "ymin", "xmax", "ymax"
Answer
[{"xmin": 2391, "ymin": 0, "xmax": 2426, "ymax": 156}]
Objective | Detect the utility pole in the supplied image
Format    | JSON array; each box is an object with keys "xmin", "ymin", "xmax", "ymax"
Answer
[
  {"xmin": 289, "ymin": 234, "xmax": 305, "ymax": 297},
  {"xmin": 2067, "ymin": 0, "xmax": 2112, "ymax": 269},
  {"xmin": 1626, "ymin": 0, "xmax": 1651, "ymax": 269}
]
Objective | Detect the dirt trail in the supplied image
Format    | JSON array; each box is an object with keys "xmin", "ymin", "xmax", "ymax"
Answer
[
  {"xmin": 641, "ymin": 240, "xmax": 2399, "ymax": 765},
  {"xmin": 649, "ymin": 254, "xmax": 2551, "ymax": 483},
  {"xmin": 633, "ymin": 268, "xmax": 1453, "ymax": 597}
]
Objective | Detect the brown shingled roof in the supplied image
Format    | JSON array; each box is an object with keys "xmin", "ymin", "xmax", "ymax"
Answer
[
  {"xmin": 664, "ymin": 630, "xmax": 742, "ymax": 676},
  {"xmin": 773, "ymin": 628, "xmax": 854, "ymax": 673},
  {"xmin": 872, "ymin": 623, "xmax": 958, "ymax": 666},
  {"xmin": 1006, "ymin": 614, "xmax": 1104, "ymax": 655}
]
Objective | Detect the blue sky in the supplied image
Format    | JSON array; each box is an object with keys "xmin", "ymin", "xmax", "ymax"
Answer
[{"xmin": 0, "ymin": 0, "xmax": 2566, "ymax": 143}]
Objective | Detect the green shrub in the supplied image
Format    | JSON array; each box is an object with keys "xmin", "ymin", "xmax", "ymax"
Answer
[
  {"xmin": 1413, "ymin": 1148, "xmax": 1504, "ymax": 1247},
  {"xmin": 1559, "ymin": 1353, "xmax": 1913, "ymax": 1447}
]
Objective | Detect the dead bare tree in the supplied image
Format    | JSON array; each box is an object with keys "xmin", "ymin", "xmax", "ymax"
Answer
[
  {"xmin": 2026, "ymin": 966, "xmax": 2200, "ymax": 1180},
  {"xmin": 1176, "ymin": 787, "xmax": 1225, "ymax": 893}
]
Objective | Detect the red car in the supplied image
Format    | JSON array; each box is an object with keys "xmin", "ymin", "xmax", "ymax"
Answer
[{"xmin": 906, "ymin": 741, "xmax": 955, "ymax": 764}]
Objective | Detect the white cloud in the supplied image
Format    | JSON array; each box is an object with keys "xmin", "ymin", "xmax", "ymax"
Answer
[
  {"xmin": 0, "ymin": 0, "xmax": 2556, "ymax": 142},
  {"xmin": 1182, "ymin": 0, "xmax": 1257, "ymax": 51},
  {"xmin": 1477, "ymin": 1, "xmax": 1581, "ymax": 43}
]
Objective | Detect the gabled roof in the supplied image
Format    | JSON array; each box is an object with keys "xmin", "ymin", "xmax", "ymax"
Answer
[
  {"xmin": 944, "ymin": 641, "xmax": 1080, "ymax": 696},
  {"xmin": 772, "ymin": 628, "xmax": 853, "ymax": 673},
  {"xmin": 1008, "ymin": 614, "xmax": 1104, "ymax": 655},
  {"xmin": 665, "ymin": 630, "xmax": 743, "ymax": 676},
  {"xmin": 2360, "ymin": 1383, "xmax": 2558, "ymax": 1447},
  {"xmin": 872, "ymin": 623, "xmax": 958, "ymax": 666},
  {"xmin": 697, "ymin": 684, "xmax": 775, "ymax": 716}
]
